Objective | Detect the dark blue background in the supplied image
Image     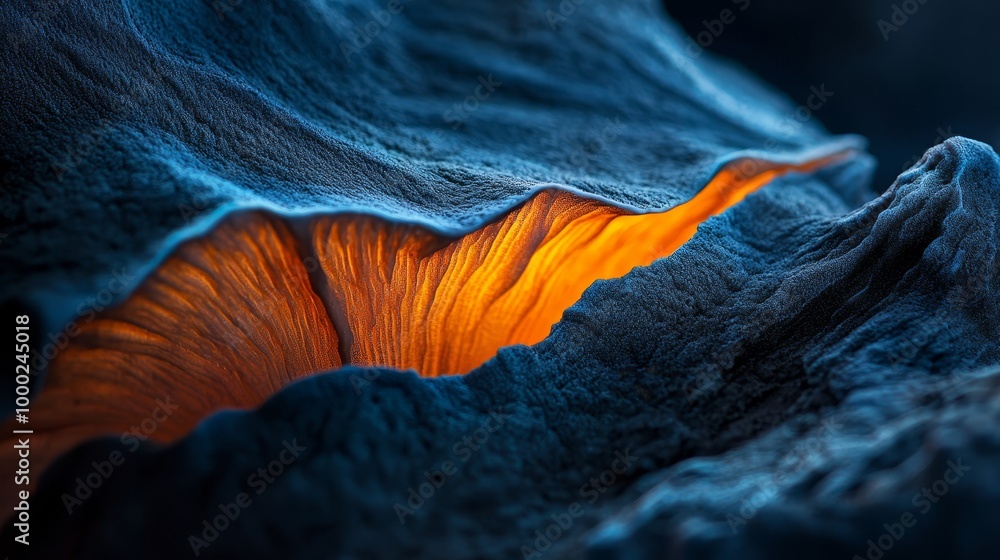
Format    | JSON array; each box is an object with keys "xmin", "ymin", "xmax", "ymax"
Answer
[{"xmin": 666, "ymin": 0, "xmax": 1000, "ymax": 187}]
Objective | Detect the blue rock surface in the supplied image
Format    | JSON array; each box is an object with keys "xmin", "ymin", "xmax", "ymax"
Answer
[{"xmin": 2, "ymin": 1, "xmax": 998, "ymax": 559}]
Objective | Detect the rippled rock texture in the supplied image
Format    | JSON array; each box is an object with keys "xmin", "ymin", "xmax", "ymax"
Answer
[{"xmin": 1, "ymin": 0, "xmax": 998, "ymax": 559}]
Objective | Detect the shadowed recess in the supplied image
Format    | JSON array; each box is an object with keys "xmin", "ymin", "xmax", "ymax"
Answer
[{"xmin": 19, "ymin": 151, "xmax": 849, "ymax": 476}]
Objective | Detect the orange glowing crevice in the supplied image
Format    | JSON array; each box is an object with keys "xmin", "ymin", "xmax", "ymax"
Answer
[{"xmin": 4, "ymin": 152, "xmax": 848, "ymax": 484}]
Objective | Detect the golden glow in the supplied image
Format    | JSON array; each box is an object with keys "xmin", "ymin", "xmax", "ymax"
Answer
[
  {"xmin": 18, "ymin": 216, "xmax": 343, "ymax": 466},
  {"xmin": 312, "ymin": 161, "xmax": 814, "ymax": 374},
  {"xmin": 2, "ymin": 154, "xmax": 845, "ymax": 486}
]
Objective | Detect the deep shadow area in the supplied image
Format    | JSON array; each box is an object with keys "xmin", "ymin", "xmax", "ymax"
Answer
[{"xmin": 664, "ymin": 0, "xmax": 1000, "ymax": 188}]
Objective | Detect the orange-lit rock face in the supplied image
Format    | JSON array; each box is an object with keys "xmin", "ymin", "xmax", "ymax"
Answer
[
  {"xmin": 312, "ymin": 161, "xmax": 815, "ymax": 374},
  {"xmin": 10, "ymin": 154, "xmax": 845, "ymax": 476}
]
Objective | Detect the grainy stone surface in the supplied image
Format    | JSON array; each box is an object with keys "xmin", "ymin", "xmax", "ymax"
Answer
[{"xmin": 2, "ymin": 1, "xmax": 998, "ymax": 559}]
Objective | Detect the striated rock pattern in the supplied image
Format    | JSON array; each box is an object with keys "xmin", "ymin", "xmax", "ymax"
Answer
[{"xmin": 1, "ymin": 0, "xmax": 998, "ymax": 559}]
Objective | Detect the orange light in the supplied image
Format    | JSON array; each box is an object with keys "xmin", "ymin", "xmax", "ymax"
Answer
[{"xmin": 2, "ymin": 153, "xmax": 846, "ymax": 488}]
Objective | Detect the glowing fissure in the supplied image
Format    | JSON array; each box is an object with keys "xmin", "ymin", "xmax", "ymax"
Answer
[{"xmin": 7, "ymin": 152, "xmax": 849, "ymax": 477}]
